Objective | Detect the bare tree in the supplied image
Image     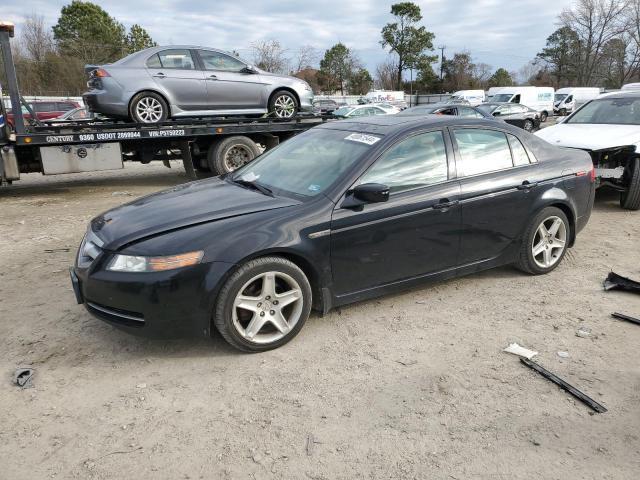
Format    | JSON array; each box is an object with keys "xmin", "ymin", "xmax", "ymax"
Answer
[
  {"xmin": 375, "ymin": 57, "xmax": 398, "ymax": 90},
  {"xmin": 473, "ymin": 62, "xmax": 493, "ymax": 88},
  {"xmin": 291, "ymin": 45, "xmax": 318, "ymax": 74},
  {"xmin": 560, "ymin": 0, "xmax": 629, "ymax": 85},
  {"xmin": 250, "ymin": 39, "xmax": 289, "ymax": 74}
]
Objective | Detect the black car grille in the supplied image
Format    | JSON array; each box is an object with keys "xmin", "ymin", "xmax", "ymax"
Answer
[
  {"xmin": 77, "ymin": 229, "xmax": 104, "ymax": 268},
  {"xmin": 86, "ymin": 302, "xmax": 145, "ymax": 327}
]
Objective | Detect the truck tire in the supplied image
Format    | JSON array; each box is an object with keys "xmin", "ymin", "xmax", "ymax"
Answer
[
  {"xmin": 208, "ymin": 136, "xmax": 260, "ymax": 175},
  {"xmin": 620, "ymin": 157, "xmax": 640, "ymax": 210}
]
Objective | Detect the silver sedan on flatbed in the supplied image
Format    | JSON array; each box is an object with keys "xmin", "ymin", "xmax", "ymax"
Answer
[{"xmin": 83, "ymin": 46, "xmax": 314, "ymax": 123}]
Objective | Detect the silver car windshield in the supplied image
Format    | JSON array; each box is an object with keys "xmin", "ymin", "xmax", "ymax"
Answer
[
  {"xmin": 232, "ymin": 129, "xmax": 379, "ymax": 197},
  {"xmin": 567, "ymin": 97, "xmax": 640, "ymax": 125}
]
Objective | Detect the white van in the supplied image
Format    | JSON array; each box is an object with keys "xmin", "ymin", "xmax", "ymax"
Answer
[
  {"xmin": 621, "ymin": 83, "xmax": 640, "ymax": 91},
  {"xmin": 450, "ymin": 89, "xmax": 485, "ymax": 105},
  {"xmin": 486, "ymin": 87, "xmax": 503, "ymax": 101},
  {"xmin": 490, "ymin": 86, "xmax": 555, "ymax": 121},
  {"xmin": 554, "ymin": 87, "xmax": 601, "ymax": 115}
]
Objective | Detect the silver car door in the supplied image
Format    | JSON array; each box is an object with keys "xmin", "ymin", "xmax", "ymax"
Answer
[
  {"xmin": 147, "ymin": 49, "xmax": 206, "ymax": 111},
  {"xmin": 197, "ymin": 50, "xmax": 265, "ymax": 110}
]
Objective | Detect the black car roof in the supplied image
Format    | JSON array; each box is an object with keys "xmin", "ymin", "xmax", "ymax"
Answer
[{"xmin": 318, "ymin": 115, "xmax": 501, "ymax": 135}]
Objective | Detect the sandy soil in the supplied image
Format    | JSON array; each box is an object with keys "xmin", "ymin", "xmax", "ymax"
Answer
[{"xmin": 1, "ymin": 160, "xmax": 639, "ymax": 480}]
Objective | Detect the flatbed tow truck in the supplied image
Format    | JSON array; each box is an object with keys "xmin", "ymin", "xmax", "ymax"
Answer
[{"xmin": 0, "ymin": 21, "xmax": 329, "ymax": 185}]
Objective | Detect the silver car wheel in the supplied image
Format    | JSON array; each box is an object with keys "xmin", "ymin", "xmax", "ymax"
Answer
[
  {"xmin": 135, "ymin": 97, "xmax": 163, "ymax": 123},
  {"xmin": 531, "ymin": 215, "xmax": 567, "ymax": 268},
  {"xmin": 232, "ymin": 271, "xmax": 304, "ymax": 344},
  {"xmin": 224, "ymin": 145, "xmax": 253, "ymax": 171},
  {"xmin": 273, "ymin": 95, "xmax": 296, "ymax": 118}
]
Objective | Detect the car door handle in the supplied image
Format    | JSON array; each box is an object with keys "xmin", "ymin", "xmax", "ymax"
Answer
[
  {"xmin": 517, "ymin": 181, "xmax": 538, "ymax": 190},
  {"xmin": 207, "ymin": 74, "xmax": 218, "ymax": 80},
  {"xmin": 433, "ymin": 199, "xmax": 459, "ymax": 210},
  {"xmin": 152, "ymin": 73, "xmax": 165, "ymax": 78}
]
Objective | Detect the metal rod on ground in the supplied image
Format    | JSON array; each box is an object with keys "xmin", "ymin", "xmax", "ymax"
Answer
[
  {"xmin": 612, "ymin": 312, "xmax": 640, "ymax": 326},
  {"xmin": 520, "ymin": 357, "xmax": 607, "ymax": 413}
]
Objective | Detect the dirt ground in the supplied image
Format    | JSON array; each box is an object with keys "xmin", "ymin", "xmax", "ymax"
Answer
[{"xmin": 1, "ymin": 160, "xmax": 639, "ymax": 480}]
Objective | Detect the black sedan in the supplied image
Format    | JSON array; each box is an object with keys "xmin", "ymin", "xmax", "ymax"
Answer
[
  {"xmin": 477, "ymin": 102, "xmax": 541, "ymax": 132},
  {"xmin": 71, "ymin": 116, "xmax": 595, "ymax": 352},
  {"xmin": 399, "ymin": 103, "xmax": 492, "ymax": 119}
]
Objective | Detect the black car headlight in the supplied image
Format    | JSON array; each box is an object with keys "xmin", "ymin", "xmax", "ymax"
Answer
[{"xmin": 107, "ymin": 251, "xmax": 204, "ymax": 273}]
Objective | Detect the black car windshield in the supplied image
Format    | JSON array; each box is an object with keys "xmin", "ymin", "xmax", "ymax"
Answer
[
  {"xmin": 231, "ymin": 129, "xmax": 380, "ymax": 198},
  {"xmin": 567, "ymin": 97, "xmax": 640, "ymax": 125},
  {"xmin": 491, "ymin": 94, "xmax": 513, "ymax": 102}
]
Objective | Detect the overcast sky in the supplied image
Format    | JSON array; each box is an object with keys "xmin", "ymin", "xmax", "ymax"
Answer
[{"xmin": 4, "ymin": 0, "xmax": 574, "ymax": 77}]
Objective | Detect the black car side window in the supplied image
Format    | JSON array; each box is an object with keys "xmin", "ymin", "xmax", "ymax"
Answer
[
  {"xmin": 453, "ymin": 129, "xmax": 514, "ymax": 176},
  {"xmin": 199, "ymin": 50, "xmax": 246, "ymax": 72},
  {"xmin": 507, "ymin": 134, "xmax": 531, "ymax": 166},
  {"xmin": 359, "ymin": 131, "xmax": 448, "ymax": 193}
]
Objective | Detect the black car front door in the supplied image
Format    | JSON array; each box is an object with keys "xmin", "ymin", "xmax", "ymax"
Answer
[
  {"xmin": 451, "ymin": 127, "xmax": 541, "ymax": 267},
  {"xmin": 330, "ymin": 130, "xmax": 462, "ymax": 296}
]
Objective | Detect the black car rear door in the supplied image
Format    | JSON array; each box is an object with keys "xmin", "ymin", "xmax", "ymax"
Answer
[
  {"xmin": 330, "ymin": 129, "xmax": 462, "ymax": 295},
  {"xmin": 450, "ymin": 127, "xmax": 541, "ymax": 267}
]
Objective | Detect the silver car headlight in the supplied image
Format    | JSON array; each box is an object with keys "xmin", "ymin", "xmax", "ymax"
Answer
[{"xmin": 107, "ymin": 251, "xmax": 204, "ymax": 273}]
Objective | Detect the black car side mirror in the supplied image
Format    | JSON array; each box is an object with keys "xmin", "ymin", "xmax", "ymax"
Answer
[
  {"xmin": 342, "ymin": 183, "xmax": 390, "ymax": 209},
  {"xmin": 492, "ymin": 111, "xmax": 501, "ymax": 117}
]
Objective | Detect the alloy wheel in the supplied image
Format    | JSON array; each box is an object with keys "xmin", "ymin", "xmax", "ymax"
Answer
[
  {"xmin": 232, "ymin": 271, "xmax": 304, "ymax": 344},
  {"xmin": 135, "ymin": 97, "xmax": 163, "ymax": 123},
  {"xmin": 273, "ymin": 95, "xmax": 296, "ymax": 118},
  {"xmin": 531, "ymin": 215, "xmax": 567, "ymax": 268},
  {"xmin": 524, "ymin": 120, "xmax": 534, "ymax": 132},
  {"xmin": 224, "ymin": 145, "xmax": 253, "ymax": 171}
]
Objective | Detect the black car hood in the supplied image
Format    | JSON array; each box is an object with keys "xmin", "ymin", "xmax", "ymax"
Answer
[{"xmin": 91, "ymin": 177, "xmax": 301, "ymax": 250}]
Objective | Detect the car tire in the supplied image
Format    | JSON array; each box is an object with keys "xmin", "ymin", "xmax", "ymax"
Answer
[
  {"xmin": 268, "ymin": 90, "xmax": 298, "ymax": 118},
  {"xmin": 208, "ymin": 136, "xmax": 260, "ymax": 175},
  {"xmin": 214, "ymin": 256, "xmax": 312, "ymax": 352},
  {"xmin": 516, "ymin": 207, "xmax": 570, "ymax": 275},
  {"xmin": 129, "ymin": 92, "xmax": 169, "ymax": 124},
  {"xmin": 540, "ymin": 111, "xmax": 548, "ymax": 122},
  {"xmin": 523, "ymin": 119, "xmax": 534, "ymax": 132},
  {"xmin": 560, "ymin": 108, "xmax": 567, "ymax": 116},
  {"xmin": 620, "ymin": 157, "xmax": 640, "ymax": 210}
]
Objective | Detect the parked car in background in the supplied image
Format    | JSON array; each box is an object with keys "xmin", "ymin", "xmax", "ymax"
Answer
[
  {"xmin": 477, "ymin": 103, "xmax": 541, "ymax": 131},
  {"xmin": 373, "ymin": 103, "xmax": 402, "ymax": 114},
  {"xmin": 5, "ymin": 100, "xmax": 80, "ymax": 127},
  {"xmin": 554, "ymin": 87, "xmax": 601, "ymax": 116},
  {"xmin": 83, "ymin": 45, "xmax": 314, "ymax": 123},
  {"xmin": 49, "ymin": 107, "xmax": 97, "ymax": 122},
  {"xmin": 313, "ymin": 99, "xmax": 339, "ymax": 114},
  {"xmin": 490, "ymin": 86, "xmax": 554, "ymax": 121},
  {"xmin": 399, "ymin": 103, "xmax": 493, "ymax": 119},
  {"xmin": 450, "ymin": 89, "xmax": 485, "ymax": 105},
  {"xmin": 332, "ymin": 105, "xmax": 390, "ymax": 118},
  {"xmin": 536, "ymin": 90, "xmax": 640, "ymax": 210},
  {"xmin": 71, "ymin": 115, "xmax": 595, "ymax": 352}
]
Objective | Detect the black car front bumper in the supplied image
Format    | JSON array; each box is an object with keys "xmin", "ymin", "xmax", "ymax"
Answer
[{"xmin": 71, "ymin": 261, "xmax": 234, "ymax": 338}]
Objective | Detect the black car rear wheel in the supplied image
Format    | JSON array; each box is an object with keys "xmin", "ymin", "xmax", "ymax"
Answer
[
  {"xmin": 620, "ymin": 157, "xmax": 640, "ymax": 210},
  {"xmin": 130, "ymin": 92, "xmax": 168, "ymax": 124},
  {"xmin": 214, "ymin": 257, "xmax": 312, "ymax": 352},
  {"xmin": 516, "ymin": 207, "xmax": 570, "ymax": 275}
]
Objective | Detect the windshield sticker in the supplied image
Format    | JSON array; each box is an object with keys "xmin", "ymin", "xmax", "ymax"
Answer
[
  {"xmin": 344, "ymin": 133, "xmax": 381, "ymax": 145},
  {"xmin": 308, "ymin": 184, "xmax": 321, "ymax": 192}
]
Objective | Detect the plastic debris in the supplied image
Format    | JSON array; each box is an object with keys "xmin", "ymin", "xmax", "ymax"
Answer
[
  {"xmin": 603, "ymin": 272, "xmax": 640, "ymax": 294},
  {"xmin": 503, "ymin": 343, "xmax": 538, "ymax": 359},
  {"xmin": 14, "ymin": 368, "xmax": 35, "ymax": 388},
  {"xmin": 557, "ymin": 351, "xmax": 570, "ymax": 358},
  {"xmin": 576, "ymin": 326, "xmax": 591, "ymax": 338}
]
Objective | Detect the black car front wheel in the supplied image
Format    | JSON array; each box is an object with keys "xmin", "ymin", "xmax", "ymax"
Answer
[
  {"xmin": 130, "ymin": 92, "xmax": 169, "ymax": 124},
  {"xmin": 516, "ymin": 207, "xmax": 570, "ymax": 275},
  {"xmin": 214, "ymin": 257, "xmax": 312, "ymax": 352}
]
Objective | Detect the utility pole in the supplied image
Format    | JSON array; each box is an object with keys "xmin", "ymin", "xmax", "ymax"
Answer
[{"xmin": 438, "ymin": 45, "xmax": 446, "ymax": 81}]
